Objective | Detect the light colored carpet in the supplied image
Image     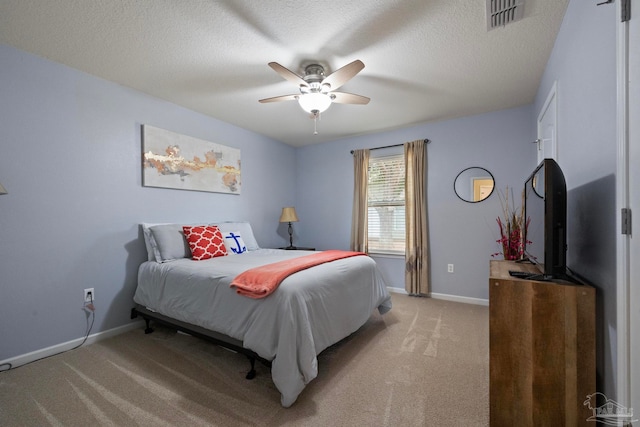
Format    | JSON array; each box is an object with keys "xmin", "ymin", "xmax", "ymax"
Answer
[{"xmin": 0, "ymin": 294, "xmax": 489, "ymax": 426}]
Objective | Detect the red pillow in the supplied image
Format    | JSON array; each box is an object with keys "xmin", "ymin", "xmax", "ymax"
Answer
[{"xmin": 182, "ymin": 225, "xmax": 227, "ymax": 261}]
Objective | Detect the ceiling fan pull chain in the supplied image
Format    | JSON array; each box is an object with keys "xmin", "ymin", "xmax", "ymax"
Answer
[{"xmin": 313, "ymin": 112, "xmax": 319, "ymax": 135}]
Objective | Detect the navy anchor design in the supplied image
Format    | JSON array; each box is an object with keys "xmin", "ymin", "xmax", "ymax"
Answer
[{"xmin": 226, "ymin": 232, "xmax": 247, "ymax": 254}]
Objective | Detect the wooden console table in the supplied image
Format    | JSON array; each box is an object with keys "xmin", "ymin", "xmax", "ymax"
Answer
[{"xmin": 489, "ymin": 260, "xmax": 595, "ymax": 426}]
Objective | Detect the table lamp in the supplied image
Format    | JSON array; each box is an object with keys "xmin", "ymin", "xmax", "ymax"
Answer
[{"xmin": 279, "ymin": 207, "xmax": 299, "ymax": 249}]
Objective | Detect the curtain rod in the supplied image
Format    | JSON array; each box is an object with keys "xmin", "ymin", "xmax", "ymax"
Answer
[{"xmin": 350, "ymin": 139, "xmax": 430, "ymax": 154}]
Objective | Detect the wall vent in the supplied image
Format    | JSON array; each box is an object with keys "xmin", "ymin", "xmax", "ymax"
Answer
[{"xmin": 486, "ymin": 0, "xmax": 525, "ymax": 30}]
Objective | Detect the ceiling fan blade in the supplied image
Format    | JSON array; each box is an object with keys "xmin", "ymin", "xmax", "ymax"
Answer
[
  {"xmin": 258, "ymin": 94, "xmax": 299, "ymax": 103},
  {"xmin": 322, "ymin": 60, "xmax": 365, "ymax": 91},
  {"xmin": 268, "ymin": 62, "xmax": 308, "ymax": 87},
  {"xmin": 330, "ymin": 91, "xmax": 370, "ymax": 105}
]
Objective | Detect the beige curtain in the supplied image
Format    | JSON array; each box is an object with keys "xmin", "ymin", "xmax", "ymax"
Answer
[
  {"xmin": 350, "ymin": 149, "xmax": 370, "ymax": 252},
  {"xmin": 404, "ymin": 140, "xmax": 429, "ymax": 295}
]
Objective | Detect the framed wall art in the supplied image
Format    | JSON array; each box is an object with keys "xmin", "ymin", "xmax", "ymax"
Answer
[{"xmin": 142, "ymin": 125, "xmax": 241, "ymax": 194}]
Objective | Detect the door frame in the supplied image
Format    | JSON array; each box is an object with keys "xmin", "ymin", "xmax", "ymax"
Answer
[
  {"xmin": 615, "ymin": 0, "xmax": 635, "ymax": 411},
  {"xmin": 537, "ymin": 81, "xmax": 558, "ymax": 163}
]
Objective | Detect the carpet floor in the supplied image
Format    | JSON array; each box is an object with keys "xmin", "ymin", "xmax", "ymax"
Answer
[{"xmin": 0, "ymin": 293, "xmax": 489, "ymax": 426}]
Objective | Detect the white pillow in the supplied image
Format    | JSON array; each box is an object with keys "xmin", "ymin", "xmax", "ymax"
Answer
[
  {"xmin": 222, "ymin": 231, "xmax": 247, "ymax": 255},
  {"xmin": 141, "ymin": 222, "xmax": 196, "ymax": 262},
  {"xmin": 213, "ymin": 221, "xmax": 260, "ymax": 251},
  {"xmin": 149, "ymin": 224, "xmax": 192, "ymax": 262},
  {"xmin": 141, "ymin": 223, "xmax": 168, "ymax": 262}
]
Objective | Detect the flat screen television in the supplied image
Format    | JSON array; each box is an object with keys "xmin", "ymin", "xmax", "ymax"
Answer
[{"xmin": 522, "ymin": 158, "xmax": 567, "ymax": 280}]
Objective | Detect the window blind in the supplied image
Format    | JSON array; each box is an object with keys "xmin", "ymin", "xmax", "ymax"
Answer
[{"xmin": 367, "ymin": 154, "xmax": 405, "ymax": 254}]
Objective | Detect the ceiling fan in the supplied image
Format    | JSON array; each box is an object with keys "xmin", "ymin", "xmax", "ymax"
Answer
[{"xmin": 259, "ymin": 60, "xmax": 370, "ymax": 134}]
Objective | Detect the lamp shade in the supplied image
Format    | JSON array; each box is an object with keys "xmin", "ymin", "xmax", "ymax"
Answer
[
  {"xmin": 298, "ymin": 93, "xmax": 332, "ymax": 114},
  {"xmin": 279, "ymin": 207, "xmax": 299, "ymax": 223},
  {"xmin": 0, "ymin": 182, "xmax": 7, "ymax": 195}
]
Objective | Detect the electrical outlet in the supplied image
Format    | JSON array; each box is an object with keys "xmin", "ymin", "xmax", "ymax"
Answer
[
  {"xmin": 447, "ymin": 264, "xmax": 454, "ymax": 273},
  {"xmin": 84, "ymin": 288, "xmax": 94, "ymax": 303}
]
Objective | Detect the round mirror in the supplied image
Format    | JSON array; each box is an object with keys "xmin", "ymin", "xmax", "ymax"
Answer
[
  {"xmin": 454, "ymin": 167, "xmax": 495, "ymax": 203},
  {"xmin": 532, "ymin": 168, "xmax": 545, "ymax": 198}
]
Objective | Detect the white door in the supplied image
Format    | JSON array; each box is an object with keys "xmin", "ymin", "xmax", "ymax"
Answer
[{"xmin": 537, "ymin": 81, "xmax": 558, "ymax": 163}]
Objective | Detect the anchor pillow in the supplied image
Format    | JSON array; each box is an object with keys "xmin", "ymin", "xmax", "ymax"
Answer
[{"xmin": 223, "ymin": 231, "xmax": 248, "ymax": 255}]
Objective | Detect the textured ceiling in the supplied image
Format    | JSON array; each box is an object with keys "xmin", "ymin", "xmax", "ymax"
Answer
[{"xmin": 0, "ymin": 0, "xmax": 569, "ymax": 147}]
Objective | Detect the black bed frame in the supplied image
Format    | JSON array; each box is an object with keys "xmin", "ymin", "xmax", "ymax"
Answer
[{"xmin": 130, "ymin": 304, "xmax": 272, "ymax": 379}]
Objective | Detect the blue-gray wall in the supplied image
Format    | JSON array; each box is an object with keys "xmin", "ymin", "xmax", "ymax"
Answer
[
  {"xmin": 0, "ymin": 44, "xmax": 296, "ymax": 361},
  {"xmin": 533, "ymin": 0, "xmax": 618, "ymax": 398},
  {"xmin": 0, "ymin": 0, "xmax": 620, "ymax": 399},
  {"xmin": 294, "ymin": 105, "xmax": 534, "ymax": 300}
]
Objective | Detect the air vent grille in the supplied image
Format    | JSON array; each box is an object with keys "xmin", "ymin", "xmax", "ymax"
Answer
[{"xmin": 487, "ymin": 0, "xmax": 525, "ymax": 30}]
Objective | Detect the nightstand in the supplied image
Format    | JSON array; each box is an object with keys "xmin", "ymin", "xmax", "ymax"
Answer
[{"xmin": 279, "ymin": 246, "xmax": 315, "ymax": 251}]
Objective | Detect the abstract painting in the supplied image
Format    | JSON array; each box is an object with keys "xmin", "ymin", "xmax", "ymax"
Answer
[{"xmin": 142, "ymin": 125, "xmax": 241, "ymax": 194}]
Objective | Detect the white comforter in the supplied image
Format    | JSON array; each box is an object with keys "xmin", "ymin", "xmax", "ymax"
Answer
[{"xmin": 133, "ymin": 249, "xmax": 392, "ymax": 407}]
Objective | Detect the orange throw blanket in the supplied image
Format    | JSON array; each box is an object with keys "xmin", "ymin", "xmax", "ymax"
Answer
[{"xmin": 230, "ymin": 250, "xmax": 366, "ymax": 299}]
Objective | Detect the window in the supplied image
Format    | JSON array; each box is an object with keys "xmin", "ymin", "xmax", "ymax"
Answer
[{"xmin": 367, "ymin": 154, "xmax": 405, "ymax": 254}]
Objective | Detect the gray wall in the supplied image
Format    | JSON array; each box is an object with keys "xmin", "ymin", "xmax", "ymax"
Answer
[
  {"xmin": 0, "ymin": 45, "xmax": 296, "ymax": 361},
  {"xmin": 294, "ymin": 105, "xmax": 534, "ymax": 300},
  {"xmin": 533, "ymin": 1, "xmax": 617, "ymax": 398}
]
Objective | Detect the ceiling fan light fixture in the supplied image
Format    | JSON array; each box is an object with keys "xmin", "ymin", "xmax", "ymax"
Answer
[{"xmin": 298, "ymin": 92, "xmax": 332, "ymax": 114}]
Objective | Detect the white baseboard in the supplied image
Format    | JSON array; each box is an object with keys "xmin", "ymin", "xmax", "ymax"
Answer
[
  {"xmin": 387, "ymin": 286, "xmax": 489, "ymax": 306},
  {"xmin": 430, "ymin": 292, "xmax": 489, "ymax": 306},
  {"xmin": 0, "ymin": 320, "xmax": 144, "ymax": 370}
]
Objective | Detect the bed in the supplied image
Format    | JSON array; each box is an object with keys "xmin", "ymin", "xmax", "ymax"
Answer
[{"xmin": 132, "ymin": 222, "xmax": 392, "ymax": 407}]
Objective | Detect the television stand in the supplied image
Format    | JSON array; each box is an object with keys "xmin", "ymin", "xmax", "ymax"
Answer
[
  {"xmin": 515, "ymin": 257, "xmax": 536, "ymax": 264},
  {"xmin": 489, "ymin": 260, "xmax": 595, "ymax": 426}
]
